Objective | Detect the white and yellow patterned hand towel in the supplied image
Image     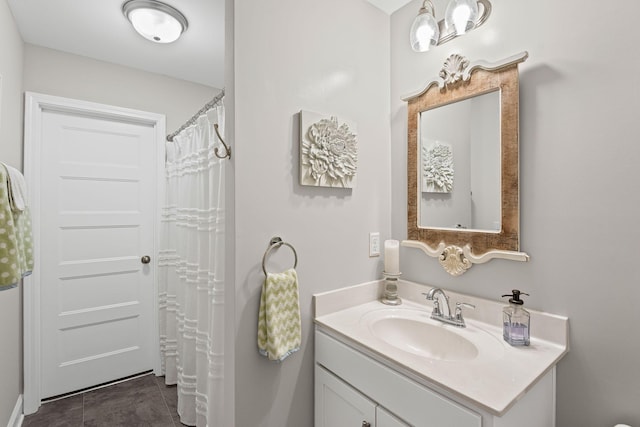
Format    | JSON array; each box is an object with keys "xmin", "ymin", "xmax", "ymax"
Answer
[
  {"xmin": 3, "ymin": 163, "xmax": 27, "ymax": 212},
  {"xmin": 258, "ymin": 268, "xmax": 302, "ymax": 362},
  {"xmin": 0, "ymin": 164, "xmax": 34, "ymax": 291}
]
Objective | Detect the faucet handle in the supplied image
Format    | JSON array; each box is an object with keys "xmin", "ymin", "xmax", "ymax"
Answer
[
  {"xmin": 454, "ymin": 302, "xmax": 475, "ymax": 321},
  {"xmin": 423, "ymin": 293, "xmax": 442, "ymax": 316},
  {"xmin": 432, "ymin": 299, "xmax": 442, "ymax": 317}
]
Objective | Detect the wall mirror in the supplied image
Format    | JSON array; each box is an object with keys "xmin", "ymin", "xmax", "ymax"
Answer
[
  {"xmin": 419, "ymin": 89, "xmax": 501, "ymax": 231},
  {"xmin": 402, "ymin": 52, "xmax": 530, "ymax": 276}
]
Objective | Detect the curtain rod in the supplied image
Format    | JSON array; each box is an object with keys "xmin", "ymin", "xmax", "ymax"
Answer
[{"xmin": 166, "ymin": 89, "xmax": 225, "ymax": 142}]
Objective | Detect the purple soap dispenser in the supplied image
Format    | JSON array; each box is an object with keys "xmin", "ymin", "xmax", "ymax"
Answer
[{"xmin": 502, "ymin": 290, "xmax": 530, "ymax": 346}]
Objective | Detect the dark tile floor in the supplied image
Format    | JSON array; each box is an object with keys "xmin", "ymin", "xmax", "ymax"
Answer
[{"xmin": 23, "ymin": 374, "xmax": 186, "ymax": 427}]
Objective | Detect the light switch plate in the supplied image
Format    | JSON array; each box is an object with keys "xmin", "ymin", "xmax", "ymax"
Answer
[{"xmin": 369, "ymin": 232, "xmax": 380, "ymax": 257}]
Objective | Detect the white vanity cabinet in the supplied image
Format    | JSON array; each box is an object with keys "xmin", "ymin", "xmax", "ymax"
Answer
[
  {"xmin": 315, "ymin": 329, "xmax": 557, "ymax": 427},
  {"xmin": 315, "ymin": 330, "xmax": 482, "ymax": 427},
  {"xmin": 315, "ymin": 365, "xmax": 409, "ymax": 427},
  {"xmin": 314, "ymin": 281, "xmax": 568, "ymax": 427},
  {"xmin": 377, "ymin": 407, "xmax": 410, "ymax": 427}
]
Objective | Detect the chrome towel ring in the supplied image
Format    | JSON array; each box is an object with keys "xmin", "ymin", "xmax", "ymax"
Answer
[{"xmin": 262, "ymin": 237, "xmax": 298, "ymax": 276}]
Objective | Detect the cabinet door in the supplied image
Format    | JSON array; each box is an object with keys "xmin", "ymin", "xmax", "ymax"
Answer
[
  {"xmin": 377, "ymin": 407, "xmax": 410, "ymax": 427},
  {"xmin": 315, "ymin": 365, "xmax": 376, "ymax": 427}
]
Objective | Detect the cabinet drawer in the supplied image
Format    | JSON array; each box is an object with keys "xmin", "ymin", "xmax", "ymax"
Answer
[{"xmin": 316, "ymin": 330, "xmax": 481, "ymax": 427}]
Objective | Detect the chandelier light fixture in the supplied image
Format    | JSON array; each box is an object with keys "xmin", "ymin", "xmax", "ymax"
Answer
[
  {"xmin": 122, "ymin": 0, "xmax": 188, "ymax": 44},
  {"xmin": 409, "ymin": 0, "xmax": 492, "ymax": 52}
]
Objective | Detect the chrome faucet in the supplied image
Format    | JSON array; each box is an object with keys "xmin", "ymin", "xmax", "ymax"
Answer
[
  {"xmin": 423, "ymin": 288, "xmax": 475, "ymax": 327},
  {"xmin": 425, "ymin": 287, "xmax": 451, "ymax": 319}
]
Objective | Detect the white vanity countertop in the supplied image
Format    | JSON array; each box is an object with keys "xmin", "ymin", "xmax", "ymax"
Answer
[{"xmin": 313, "ymin": 279, "xmax": 569, "ymax": 416}]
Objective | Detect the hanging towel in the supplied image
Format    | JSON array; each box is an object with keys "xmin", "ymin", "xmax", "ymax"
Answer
[
  {"xmin": 1, "ymin": 162, "xmax": 27, "ymax": 212},
  {"xmin": 257, "ymin": 268, "xmax": 302, "ymax": 362},
  {"xmin": 0, "ymin": 164, "xmax": 34, "ymax": 291}
]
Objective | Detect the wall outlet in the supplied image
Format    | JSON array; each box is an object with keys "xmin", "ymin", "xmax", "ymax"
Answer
[{"xmin": 369, "ymin": 232, "xmax": 380, "ymax": 257}]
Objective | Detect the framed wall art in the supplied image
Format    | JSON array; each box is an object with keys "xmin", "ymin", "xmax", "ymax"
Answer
[{"xmin": 299, "ymin": 110, "xmax": 357, "ymax": 188}]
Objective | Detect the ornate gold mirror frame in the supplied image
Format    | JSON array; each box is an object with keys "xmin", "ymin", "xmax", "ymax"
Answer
[{"xmin": 402, "ymin": 52, "xmax": 530, "ymax": 276}]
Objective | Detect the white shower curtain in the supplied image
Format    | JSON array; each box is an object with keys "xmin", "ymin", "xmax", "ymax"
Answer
[{"xmin": 159, "ymin": 99, "xmax": 226, "ymax": 427}]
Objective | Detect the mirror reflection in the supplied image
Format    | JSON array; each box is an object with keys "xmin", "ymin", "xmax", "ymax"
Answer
[{"xmin": 419, "ymin": 90, "xmax": 501, "ymax": 231}]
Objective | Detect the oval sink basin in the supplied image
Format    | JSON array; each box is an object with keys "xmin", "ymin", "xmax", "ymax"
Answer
[
  {"xmin": 360, "ymin": 308, "xmax": 505, "ymax": 363},
  {"xmin": 371, "ymin": 317, "xmax": 478, "ymax": 361}
]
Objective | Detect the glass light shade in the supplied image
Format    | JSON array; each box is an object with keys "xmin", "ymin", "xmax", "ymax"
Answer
[
  {"xmin": 123, "ymin": 0, "xmax": 188, "ymax": 44},
  {"xmin": 445, "ymin": 0, "xmax": 479, "ymax": 35},
  {"xmin": 410, "ymin": 10, "xmax": 440, "ymax": 52}
]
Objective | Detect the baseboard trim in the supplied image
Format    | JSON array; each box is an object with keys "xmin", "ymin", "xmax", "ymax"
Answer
[{"xmin": 7, "ymin": 394, "xmax": 23, "ymax": 427}]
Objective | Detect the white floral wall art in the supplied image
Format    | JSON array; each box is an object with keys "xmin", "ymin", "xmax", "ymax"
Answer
[
  {"xmin": 423, "ymin": 141, "xmax": 454, "ymax": 193},
  {"xmin": 300, "ymin": 111, "xmax": 358, "ymax": 188}
]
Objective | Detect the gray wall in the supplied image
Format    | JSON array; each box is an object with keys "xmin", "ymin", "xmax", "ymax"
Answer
[
  {"xmin": 469, "ymin": 92, "xmax": 500, "ymax": 230},
  {"xmin": 0, "ymin": 0, "xmax": 24, "ymax": 424},
  {"xmin": 420, "ymin": 100, "xmax": 472, "ymax": 228},
  {"xmin": 23, "ymin": 44, "xmax": 219, "ymax": 134},
  {"xmin": 391, "ymin": 1, "xmax": 640, "ymax": 426},
  {"xmin": 232, "ymin": 0, "xmax": 391, "ymax": 425}
]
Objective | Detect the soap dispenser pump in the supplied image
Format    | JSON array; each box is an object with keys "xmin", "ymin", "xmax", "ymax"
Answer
[{"xmin": 502, "ymin": 290, "xmax": 530, "ymax": 346}]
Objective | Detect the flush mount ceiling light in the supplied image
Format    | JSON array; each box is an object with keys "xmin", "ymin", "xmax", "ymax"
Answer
[
  {"xmin": 122, "ymin": 0, "xmax": 188, "ymax": 44},
  {"xmin": 410, "ymin": 0, "xmax": 491, "ymax": 53}
]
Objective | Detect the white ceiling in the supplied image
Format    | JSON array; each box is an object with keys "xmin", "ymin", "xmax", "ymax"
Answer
[
  {"xmin": 366, "ymin": 0, "xmax": 412, "ymax": 15},
  {"xmin": 7, "ymin": 0, "xmax": 224, "ymax": 88}
]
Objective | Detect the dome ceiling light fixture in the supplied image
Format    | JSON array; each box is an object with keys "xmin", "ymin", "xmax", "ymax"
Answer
[
  {"xmin": 409, "ymin": 0, "xmax": 492, "ymax": 53},
  {"xmin": 122, "ymin": 0, "xmax": 188, "ymax": 44}
]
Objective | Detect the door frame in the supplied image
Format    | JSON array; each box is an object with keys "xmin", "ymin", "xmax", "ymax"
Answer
[{"xmin": 23, "ymin": 92, "xmax": 166, "ymax": 414}]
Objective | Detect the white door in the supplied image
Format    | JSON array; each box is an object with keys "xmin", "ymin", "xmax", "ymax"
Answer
[{"xmin": 26, "ymin": 93, "xmax": 163, "ymax": 400}]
